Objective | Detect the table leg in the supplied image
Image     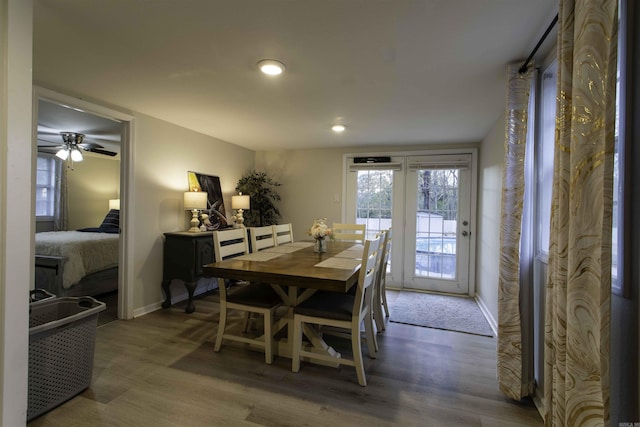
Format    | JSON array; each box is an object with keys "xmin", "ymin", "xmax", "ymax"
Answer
[
  {"xmin": 184, "ymin": 281, "xmax": 197, "ymax": 313},
  {"xmin": 161, "ymin": 280, "xmax": 172, "ymax": 309}
]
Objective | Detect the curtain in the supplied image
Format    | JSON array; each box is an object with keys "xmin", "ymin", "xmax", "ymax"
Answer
[
  {"xmin": 544, "ymin": 0, "xmax": 618, "ymax": 426},
  {"xmin": 497, "ymin": 63, "xmax": 535, "ymax": 400},
  {"xmin": 53, "ymin": 159, "xmax": 68, "ymax": 231}
]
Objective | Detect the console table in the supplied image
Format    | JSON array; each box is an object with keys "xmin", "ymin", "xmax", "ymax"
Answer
[{"xmin": 161, "ymin": 231, "xmax": 214, "ymax": 313}]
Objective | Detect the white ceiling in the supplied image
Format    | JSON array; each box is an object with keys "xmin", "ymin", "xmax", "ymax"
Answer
[{"xmin": 33, "ymin": 0, "xmax": 558, "ymax": 151}]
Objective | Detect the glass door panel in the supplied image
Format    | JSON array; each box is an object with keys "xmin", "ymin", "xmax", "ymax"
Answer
[{"xmin": 404, "ymin": 155, "xmax": 472, "ymax": 293}]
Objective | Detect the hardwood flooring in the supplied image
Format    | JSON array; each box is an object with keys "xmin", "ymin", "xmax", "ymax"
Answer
[{"xmin": 27, "ymin": 291, "xmax": 543, "ymax": 426}]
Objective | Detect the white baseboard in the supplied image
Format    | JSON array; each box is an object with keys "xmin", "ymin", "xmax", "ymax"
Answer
[
  {"xmin": 475, "ymin": 294, "xmax": 498, "ymax": 337},
  {"xmin": 133, "ymin": 278, "xmax": 219, "ymax": 318}
]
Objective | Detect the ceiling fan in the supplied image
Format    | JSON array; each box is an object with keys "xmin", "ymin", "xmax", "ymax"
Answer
[{"xmin": 39, "ymin": 131, "xmax": 118, "ymax": 161}]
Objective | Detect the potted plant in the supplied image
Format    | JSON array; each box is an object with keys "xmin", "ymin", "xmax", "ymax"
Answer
[{"xmin": 235, "ymin": 171, "xmax": 281, "ymax": 227}]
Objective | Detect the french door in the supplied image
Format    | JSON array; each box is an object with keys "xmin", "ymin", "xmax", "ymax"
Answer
[
  {"xmin": 344, "ymin": 151, "xmax": 475, "ymax": 295},
  {"xmin": 403, "ymin": 155, "xmax": 472, "ymax": 294}
]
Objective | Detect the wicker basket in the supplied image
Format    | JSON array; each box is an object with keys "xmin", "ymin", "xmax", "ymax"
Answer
[{"xmin": 28, "ymin": 296, "xmax": 105, "ymax": 421}]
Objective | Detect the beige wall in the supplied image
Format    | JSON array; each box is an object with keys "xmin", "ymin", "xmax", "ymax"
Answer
[
  {"xmin": 67, "ymin": 154, "xmax": 120, "ymax": 229},
  {"xmin": 255, "ymin": 148, "xmax": 344, "ymax": 241},
  {"xmin": 130, "ymin": 113, "xmax": 254, "ymax": 311},
  {"xmin": 474, "ymin": 111, "xmax": 504, "ymax": 326}
]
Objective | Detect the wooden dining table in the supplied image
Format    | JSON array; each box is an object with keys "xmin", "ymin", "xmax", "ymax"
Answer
[{"xmin": 202, "ymin": 239, "xmax": 364, "ymax": 361}]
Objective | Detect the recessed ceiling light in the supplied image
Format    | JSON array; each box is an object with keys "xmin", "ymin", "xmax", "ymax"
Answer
[
  {"xmin": 258, "ymin": 59, "xmax": 286, "ymax": 76},
  {"xmin": 332, "ymin": 124, "xmax": 346, "ymax": 132}
]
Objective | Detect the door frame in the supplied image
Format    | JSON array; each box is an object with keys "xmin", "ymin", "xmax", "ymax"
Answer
[
  {"xmin": 33, "ymin": 86, "xmax": 136, "ymax": 319},
  {"xmin": 342, "ymin": 147, "xmax": 478, "ymax": 296}
]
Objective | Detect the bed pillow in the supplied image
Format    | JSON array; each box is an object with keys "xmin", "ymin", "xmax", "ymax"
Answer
[{"xmin": 99, "ymin": 209, "xmax": 120, "ymax": 231}]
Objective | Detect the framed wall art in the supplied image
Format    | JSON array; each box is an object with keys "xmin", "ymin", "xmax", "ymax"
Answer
[{"xmin": 187, "ymin": 171, "xmax": 229, "ymax": 230}]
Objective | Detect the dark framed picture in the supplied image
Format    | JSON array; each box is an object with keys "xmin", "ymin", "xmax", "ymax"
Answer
[{"xmin": 187, "ymin": 171, "xmax": 229, "ymax": 230}]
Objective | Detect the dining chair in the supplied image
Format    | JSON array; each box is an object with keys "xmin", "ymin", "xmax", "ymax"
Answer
[
  {"xmin": 212, "ymin": 228, "xmax": 282, "ymax": 364},
  {"xmin": 332, "ymin": 223, "xmax": 366, "ymax": 244},
  {"xmin": 373, "ymin": 228, "xmax": 392, "ymax": 332},
  {"xmin": 248, "ymin": 225, "xmax": 277, "ymax": 252},
  {"xmin": 291, "ymin": 233, "xmax": 383, "ymax": 386},
  {"xmin": 273, "ymin": 223, "xmax": 294, "ymax": 245}
]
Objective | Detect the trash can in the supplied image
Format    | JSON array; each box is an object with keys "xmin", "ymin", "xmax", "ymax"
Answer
[{"xmin": 28, "ymin": 296, "xmax": 105, "ymax": 421}]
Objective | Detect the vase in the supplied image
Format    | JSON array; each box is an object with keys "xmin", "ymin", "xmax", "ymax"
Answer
[{"xmin": 314, "ymin": 237, "xmax": 327, "ymax": 253}]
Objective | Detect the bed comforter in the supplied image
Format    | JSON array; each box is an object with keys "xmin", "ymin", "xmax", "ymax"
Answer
[{"xmin": 35, "ymin": 231, "xmax": 119, "ymax": 289}]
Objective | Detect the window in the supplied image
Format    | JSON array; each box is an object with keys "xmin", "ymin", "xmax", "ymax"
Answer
[
  {"xmin": 356, "ymin": 169, "xmax": 393, "ymax": 240},
  {"xmin": 35, "ymin": 154, "xmax": 58, "ymax": 219},
  {"xmin": 535, "ymin": 59, "xmax": 557, "ymax": 261},
  {"xmin": 612, "ymin": 0, "xmax": 626, "ymax": 296}
]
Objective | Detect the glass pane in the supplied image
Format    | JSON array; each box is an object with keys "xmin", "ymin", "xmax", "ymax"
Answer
[
  {"xmin": 356, "ymin": 169, "xmax": 393, "ymax": 272},
  {"xmin": 537, "ymin": 61, "xmax": 557, "ymax": 255},
  {"xmin": 415, "ymin": 169, "xmax": 458, "ymax": 279},
  {"xmin": 612, "ymin": 48, "xmax": 621, "ymax": 285},
  {"xmin": 35, "ymin": 155, "xmax": 56, "ymax": 217}
]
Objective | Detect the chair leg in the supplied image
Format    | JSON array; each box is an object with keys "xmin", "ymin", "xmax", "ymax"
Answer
[
  {"xmin": 381, "ymin": 280, "xmax": 390, "ymax": 318},
  {"xmin": 214, "ymin": 305, "xmax": 227, "ymax": 352},
  {"xmin": 352, "ymin": 327, "xmax": 367, "ymax": 387},
  {"xmin": 242, "ymin": 312, "xmax": 251, "ymax": 332},
  {"xmin": 364, "ymin": 315, "xmax": 377, "ymax": 358},
  {"xmin": 373, "ymin": 296, "xmax": 385, "ymax": 332},
  {"xmin": 264, "ymin": 311, "xmax": 273, "ymax": 364},
  {"xmin": 292, "ymin": 316, "xmax": 302, "ymax": 372}
]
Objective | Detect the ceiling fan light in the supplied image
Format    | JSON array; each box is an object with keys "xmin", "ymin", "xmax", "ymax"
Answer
[
  {"xmin": 70, "ymin": 148, "xmax": 83, "ymax": 162},
  {"xmin": 56, "ymin": 148, "xmax": 69, "ymax": 160},
  {"xmin": 258, "ymin": 59, "xmax": 285, "ymax": 75}
]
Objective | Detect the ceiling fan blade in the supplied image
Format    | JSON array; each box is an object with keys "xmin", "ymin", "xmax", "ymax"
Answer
[
  {"xmin": 84, "ymin": 147, "xmax": 118, "ymax": 157},
  {"xmin": 37, "ymin": 125, "xmax": 63, "ymax": 136},
  {"xmin": 78, "ymin": 141, "xmax": 105, "ymax": 150},
  {"xmin": 37, "ymin": 146, "xmax": 59, "ymax": 153}
]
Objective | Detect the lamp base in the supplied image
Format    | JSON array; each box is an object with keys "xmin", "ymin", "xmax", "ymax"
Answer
[
  {"xmin": 234, "ymin": 209, "xmax": 245, "ymax": 228},
  {"xmin": 187, "ymin": 210, "xmax": 201, "ymax": 232}
]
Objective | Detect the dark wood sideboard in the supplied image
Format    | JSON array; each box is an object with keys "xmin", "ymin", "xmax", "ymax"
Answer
[{"xmin": 161, "ymin": 231, "xmax": 214, "ymax": 313}]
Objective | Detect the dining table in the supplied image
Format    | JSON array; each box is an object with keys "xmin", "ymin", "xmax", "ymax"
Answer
[{"xmin": 202, "ymin": 239, "xmax": 364, "ymax": 362}]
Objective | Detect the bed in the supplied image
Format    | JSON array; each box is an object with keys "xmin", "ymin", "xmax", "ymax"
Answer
[{"xmin": 34, "ymin": 209, "xmax": 120, "ymax": 297}]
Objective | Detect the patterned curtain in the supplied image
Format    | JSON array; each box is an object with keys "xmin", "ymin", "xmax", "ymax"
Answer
[
  {"xmin": 544, "ymin": 0, "xmax": 618, "ymax": 426},
  {"xmin": 53, "ymin": 159, "xmax": 68, "ymax": 231},
  {"xmin": 497, "ymin": 62, "xmax": 535, "ymax": 400}
]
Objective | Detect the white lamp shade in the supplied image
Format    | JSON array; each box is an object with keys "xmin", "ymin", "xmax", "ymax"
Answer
[
  {"xmin": 70, "ymin": 148, "xmax": 83, "ymax": 162},
  {"xmin": 56, "ymin": 149, "xmax": 69, "ymax": 160},
  {"xmin": 231, "ymin": 194, "xmax": 250, "ymax": 210},
  {"xmin": 183, "ymin": 191, "xmax": 208, "ymax": 210},
  {"xmin": 109, "ymin": 199, "xmax": 120, "ymax": 210}
]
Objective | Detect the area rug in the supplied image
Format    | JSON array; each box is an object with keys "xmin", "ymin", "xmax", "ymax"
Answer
[{"xmin": 388, "ymin": 291, "xmax": 494, "ymax": 337}]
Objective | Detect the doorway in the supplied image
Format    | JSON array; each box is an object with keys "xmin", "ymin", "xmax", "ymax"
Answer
[{"xmin": 34, "ymin": 86, "xmax": 135, "ymax": 319}]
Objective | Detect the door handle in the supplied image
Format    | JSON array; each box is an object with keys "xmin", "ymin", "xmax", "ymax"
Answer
[{"xmin": 461, "ymin": 230, "xmax": 470, "ymax": 237}]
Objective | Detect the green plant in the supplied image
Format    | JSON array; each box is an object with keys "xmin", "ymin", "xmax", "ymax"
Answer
[{"xmin": 235, "ymin": 170, "xmax": 282, "ymax": 227}]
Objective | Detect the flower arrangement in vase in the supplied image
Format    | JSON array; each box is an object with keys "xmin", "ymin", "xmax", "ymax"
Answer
[{"xmin": 308, "ymin": 218, "xmax": 333, "ymax": 253}]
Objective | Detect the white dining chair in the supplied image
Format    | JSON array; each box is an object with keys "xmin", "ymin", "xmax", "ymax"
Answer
[
  {"xmin": 291, "ymin": 233, "xmax": 383, "ymax": 386},
  {"xmin": 373, "ymin": 228, "xmax": 392, "ymax": 332},
  {"xmin": 212, "ymin": 228, "xmax": 282, "ymax": 364},
  {"xmin": 247, "ymin": 225, "xmax": 277, "ymax": 252},
  {"xmin": 332, "ymin": 223, "xmax": 366, "ymax": 244},
  {"xmin": 273, "ymin": 223, "xmax": 294, "ymax": 245}
]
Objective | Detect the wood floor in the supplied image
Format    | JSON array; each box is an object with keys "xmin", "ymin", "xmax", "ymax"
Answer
[{"xmin": 28, "ymin": 291, "xmax": 543, "ymax": 427}]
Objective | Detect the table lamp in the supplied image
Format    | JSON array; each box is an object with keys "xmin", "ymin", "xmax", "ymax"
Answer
[
  {"xmin": 231, "ymin": 192, "xmax": 250, "ymax": 227},
  {"xmin": 184, "ymin": 191, "xmax": 208, "ymax": 232}
]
